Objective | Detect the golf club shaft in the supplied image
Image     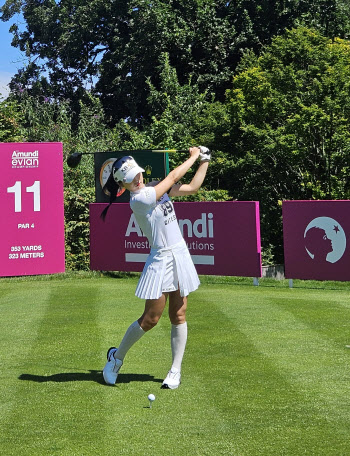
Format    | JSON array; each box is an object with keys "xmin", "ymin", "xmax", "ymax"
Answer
[
  {"xmin": 67, "ymin": 148, "xmax": 192, "ymax": 168},
  {"xmin": 77, "ymin": 149, "xmax": 187, "ymax": 155}
]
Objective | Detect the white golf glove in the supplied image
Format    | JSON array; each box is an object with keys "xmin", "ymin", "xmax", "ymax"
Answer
[{"xmin": 198, "ymin": 146, "xmax": 211, "ymax": 162}]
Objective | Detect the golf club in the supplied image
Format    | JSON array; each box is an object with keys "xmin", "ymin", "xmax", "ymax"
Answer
[{"xmin": 66, "ymin": 149, "xmax": 188, "ymax": 168}]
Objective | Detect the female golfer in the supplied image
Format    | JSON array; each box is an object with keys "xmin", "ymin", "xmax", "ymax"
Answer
[{"xmin": 102, "ymin": 146, "xmax": 210, "ymax": 389}]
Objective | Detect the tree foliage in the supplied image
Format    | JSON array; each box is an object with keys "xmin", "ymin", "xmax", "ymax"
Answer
[
  {"xmin": 2, "ymin": 0, "xmax": 350, "ymax": 124},
  {"xmin": 0, "ymin": 96, "xmax": 23, "ymax": 141},
  {"xmin": 224, "ymin": 27, "xmax": 350, "ymax": 261}
]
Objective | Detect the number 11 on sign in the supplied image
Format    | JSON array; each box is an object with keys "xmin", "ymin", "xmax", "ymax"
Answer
[{"xmin": 7, "ymin": 181, "xmax": 41, "ymax": 212}]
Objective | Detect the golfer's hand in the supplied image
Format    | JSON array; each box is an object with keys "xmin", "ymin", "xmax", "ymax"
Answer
[
  {"xmin": 189, "ymin": 146, "xmax": 201, "ymax": 159},
  {"xmin": 199, "ymin": 146, "xmax": 211, "ymax": 162}
]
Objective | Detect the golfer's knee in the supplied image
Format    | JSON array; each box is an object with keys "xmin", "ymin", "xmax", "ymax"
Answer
[
  {"xmin": 169, "ymin": 310, "xmax": 186, "ymax": 325},
  {"xmin": 138, "ymin": 314, "xmax": 161, "ymax": 332}
]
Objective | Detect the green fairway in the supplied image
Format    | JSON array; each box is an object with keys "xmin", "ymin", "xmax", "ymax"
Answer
[{"xmin": 1, "ymin": 274, "xmax": 350, "ymax": 455}]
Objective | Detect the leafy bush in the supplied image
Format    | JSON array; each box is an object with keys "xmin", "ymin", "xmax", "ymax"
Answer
[
  {"xmin": 0, "ymin": 97, "xmax": 23, "ymax": 141},
  {"xmin": 172, "ymin": 188, "xmax": 231, "ymax": 202},
  {"xmin": 64, "ymin": 186, "xmax": 94, "ymax": 271}
]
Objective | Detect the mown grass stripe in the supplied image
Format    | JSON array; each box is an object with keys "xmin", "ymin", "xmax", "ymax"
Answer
[
  {"xmin": 205, "ymin": 285, "xmax": 350, "ymax": 454},
  {"xmin": 0, "ymin": 283, "xmax": 51, "ymax": 429},
  {"xmin": 184, "ymin": 288, "xmax": 339, "ymax": 454},
  {"xmin": 1, "ymin": 282, "xmax": 106, "ymax": 455}
]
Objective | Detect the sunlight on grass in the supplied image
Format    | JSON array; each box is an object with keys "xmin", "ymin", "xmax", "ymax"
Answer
[{"xmin": 1, "ymin": 276, "xmax": 350, "ymax": 455}]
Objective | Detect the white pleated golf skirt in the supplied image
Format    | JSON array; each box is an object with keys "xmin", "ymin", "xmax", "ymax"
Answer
[{"xmin": 135, "ymin": 239, "xmax": 200, "ymax": 300}]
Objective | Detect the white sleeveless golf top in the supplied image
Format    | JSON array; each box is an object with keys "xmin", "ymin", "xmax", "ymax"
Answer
[{"xmin": 130, "ymin": 184, "xmax": 183, "ymax": 249}]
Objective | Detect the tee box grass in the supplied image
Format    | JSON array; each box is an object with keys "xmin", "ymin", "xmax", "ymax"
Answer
[{"xmin": 0, "ymin": 273, "xmax": 350, "ymax": 455}]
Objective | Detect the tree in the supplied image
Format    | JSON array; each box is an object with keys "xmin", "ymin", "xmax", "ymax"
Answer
[
  {"xmin": 3, "ymin": 1, "xmax": 350, "ymax": 124},
  {"xmin": 224, "ymin": 27, "xmax": 350, "ymax": 262},
  {"xmin": 145, "ymin": 53, "xmax": 210, "ymax": 149},
  {"xmin": 0, "ymin": 96, "xmax": 23, "ymax": 141}
]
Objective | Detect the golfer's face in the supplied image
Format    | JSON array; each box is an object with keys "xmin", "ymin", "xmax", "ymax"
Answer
[{"xmin": 124, "ymin": 172, "xmax": 144, "ymax": 192}]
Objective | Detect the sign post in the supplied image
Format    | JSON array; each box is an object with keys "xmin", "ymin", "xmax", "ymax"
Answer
[{"xmin": 0, "ymin": 142, "xmax": 65, "ymax": 277}]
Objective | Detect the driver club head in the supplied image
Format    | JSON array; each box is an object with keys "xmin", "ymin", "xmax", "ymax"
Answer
[{"xmin": 67, "ymin": 152, "xmax": 83, "ymax": 168}]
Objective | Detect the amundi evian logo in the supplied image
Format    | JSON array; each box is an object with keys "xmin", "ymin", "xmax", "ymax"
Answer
[{"xmin": 12, "ymin": 150, "xmax": 39, "ymax": 168}]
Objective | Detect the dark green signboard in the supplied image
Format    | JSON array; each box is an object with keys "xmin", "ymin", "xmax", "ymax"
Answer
[{"xmin": 94, "ymin": 151, "xmax": 170, "ymax": 203}]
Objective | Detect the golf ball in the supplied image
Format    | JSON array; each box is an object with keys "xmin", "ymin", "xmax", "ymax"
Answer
[{"xmin": 148, "ymin": 394, "xmax": 156, "ymax": 402}]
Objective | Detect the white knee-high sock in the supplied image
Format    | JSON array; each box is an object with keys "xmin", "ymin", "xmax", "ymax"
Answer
[
  {"xmin": 115, "ymin": 320, "xmax": 145, "ymax": 361},
  {"xmin": 171, "ymin": 322, "xmax": 188, "ymax": 371}
]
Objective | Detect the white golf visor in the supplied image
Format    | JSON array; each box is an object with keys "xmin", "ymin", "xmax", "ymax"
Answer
[{"xmin": 113, "ymin": 156, "xmax": 145, "ymax": 183}]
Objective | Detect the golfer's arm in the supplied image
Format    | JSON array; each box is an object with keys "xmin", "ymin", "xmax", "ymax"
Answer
[
  {"xmin": 169, "ymin": 161, "xmax": 209, "ymax": 197},
  {"xmin": 154, "ymin": 152, "xmax": 200, "ymax": 200}
]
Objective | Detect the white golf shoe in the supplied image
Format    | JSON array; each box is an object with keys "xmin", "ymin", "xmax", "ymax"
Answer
[
  {"xmin": 161, "ymin": 367, "xmax": 181, "ymax": 389},
  {"xmin": 103, "ymin": 347, "xmax": 123, "ymax": 385}
]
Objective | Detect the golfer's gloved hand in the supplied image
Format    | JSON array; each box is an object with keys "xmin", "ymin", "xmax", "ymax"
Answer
[{"xmin": 198, "ymin": 146, "xmax": 211, "ymax": 162}]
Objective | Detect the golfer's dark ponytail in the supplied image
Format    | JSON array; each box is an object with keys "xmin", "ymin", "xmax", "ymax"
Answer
[
  {"xmin": 100, "ymin": 169, "xmax": 121, "ymax": 221},
  {"xmin": 100, "ymin": 156, "xmax": 130, "ymax": 221}
]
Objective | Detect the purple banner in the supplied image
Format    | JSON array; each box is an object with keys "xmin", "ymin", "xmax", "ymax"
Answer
[
  {"xmin": 90, "ymin": 201, "xmax": 262, "ymax": 277},
  {"xmin": 283, "ymin": 200, "xmax": 350, "ymax": 281},
  {"xmin": 0, "ymin": 142, "xmax": 65, "ymax": 277}
]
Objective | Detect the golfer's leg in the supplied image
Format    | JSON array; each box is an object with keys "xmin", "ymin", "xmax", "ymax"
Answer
[
  {"xmin": 115, "ymin": 321, "xmax": 145, "ymax": 361},
  {"xmin": 138, "ymin": 293, "xmax": 168, "ymax": 332},
  {"xmin": 116, "ymin": 294, "xmax": 168, "ymax": 361},
  {"xmin": 168, "ymin": 291, "xmax": 188, "ymax": 371}
]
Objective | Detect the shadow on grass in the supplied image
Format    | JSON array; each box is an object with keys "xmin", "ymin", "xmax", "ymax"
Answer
[{"xmin": 19, "ymin": 371, "xmax": 163, "ymax": 386}]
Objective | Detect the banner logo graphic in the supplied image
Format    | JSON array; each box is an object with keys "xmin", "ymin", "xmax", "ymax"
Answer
[
  {"xmin": 12, "ymin": 150, "xmax": 39, "ymax": 169},
  {"xmin": 304, "ymin": 217, "xmax": 346, "ymax": 264}
]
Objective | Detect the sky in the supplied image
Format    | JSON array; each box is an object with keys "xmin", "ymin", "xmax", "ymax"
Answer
[{"xmin": 0, "ymin": 12, "xmax": 26, "ymax": 98}]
